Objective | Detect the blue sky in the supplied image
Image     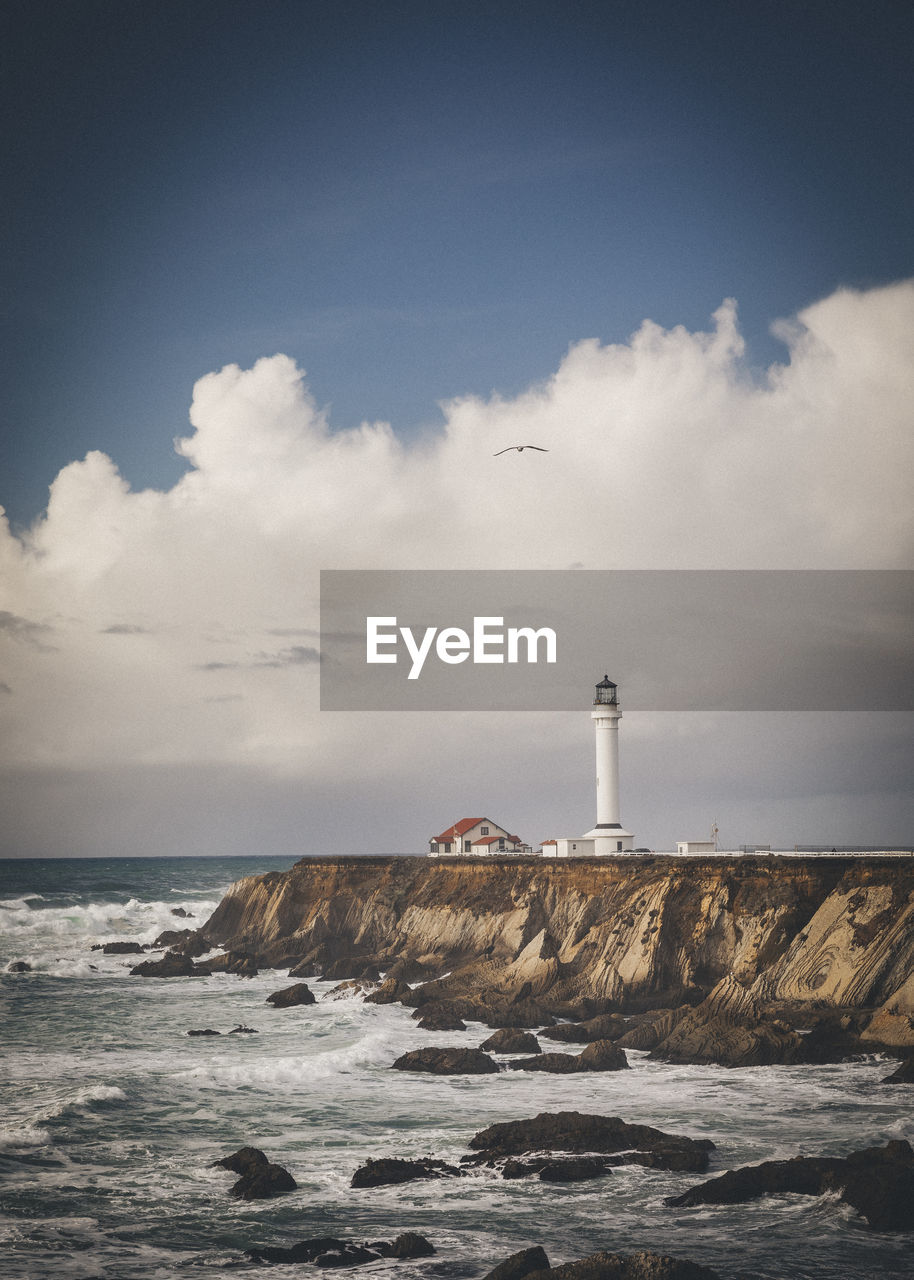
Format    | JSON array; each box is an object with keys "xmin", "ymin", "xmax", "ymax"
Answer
[
  {"xmin": 4, "ymin": 0, "xmax": 912, "ymax": 529},
  {"xmin": 1, "ymin": 1, "xmax": 912, "ymax": 857}
]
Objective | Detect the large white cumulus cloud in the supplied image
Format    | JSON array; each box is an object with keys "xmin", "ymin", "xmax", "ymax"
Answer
[{"xmin": 1, "ymin": 281, "xmax": 912, "ymax": 854}]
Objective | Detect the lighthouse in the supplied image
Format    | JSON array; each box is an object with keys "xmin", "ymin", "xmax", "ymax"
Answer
[{"xmin": 582, "ymin": 675, "xmax": 634, "ymax": 855}]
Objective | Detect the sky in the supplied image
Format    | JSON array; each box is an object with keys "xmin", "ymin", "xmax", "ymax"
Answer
[{"xmin": 1, "ymin": 0, "xmax": 912, "ymax": 858}]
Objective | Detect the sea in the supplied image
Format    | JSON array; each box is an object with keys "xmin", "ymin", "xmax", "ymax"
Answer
[{"xmin": 1, "ymin": 855, "xmax": 912, "ymax": 1280}]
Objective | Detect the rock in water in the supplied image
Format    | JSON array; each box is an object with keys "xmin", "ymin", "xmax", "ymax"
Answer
[
  {"xmin": 130, "ymin": 953, "xmax": 197, "ymax": 977},
  {"xmin": 881, "ymin": 1057, "xmax": 914, "ymax": 1083},
  {"xmin": 7, "ymin": 960, "xmax": 31, "ymax": 972},
  {"xmin": 187, "ymin": 1028, "xmax": 221, "ymax": 1036},
  {"xmin": 248, "ymin": 1233, "xmax": 435, "ymax": 1265},
  {"xmin": 391, "ymin": 1047, "xmax": 500, "ymax": 1074},
  {"xmin": 213, "ymin": 1146, "xmax": 297, "ymax": 1200},
  {"xmin": 468, "ymin": 1111, "xmax": 713, "ymax": 1173},
  {"xmin": 99, "ymin": 941, "xmax": 146, "ymax": 954},
  {"xmin": 516, "ymin": 1250, "xmax": 722, "ymax": 1279},
  {"xmin": 482, "ymin": 1245, "xmax": 551, "ymax": 1280},
  {"xmin": 510, "ymin": 1041, "xmax": 628, "ymax": 1073},
  {"xmin": 416, "ymin": 1007, "xmax": 467, "ymax": 1031},
  {"xmin": 266, "ymin": 982, "xmax": 316, "ymax": 1008},
  {"xmin": 481, "ymin": 1028, "xmax": 542, "ymax": 1054},
  {"xmin": 542, "ymin": 1014, "xmax": 626, "ymax": 1044},
  {"xmin": 667, "ymin": 1139, "xmax": 914, "ymax": 1231},
  {"xmin": 350, "ymin": 1156, "xmax": 462, "ymax": 1188}
]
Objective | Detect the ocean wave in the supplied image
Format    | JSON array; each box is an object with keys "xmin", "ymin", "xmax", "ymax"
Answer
[
  {"xmin": 34, "ymin": 1085, "xmax": 128, "ymax": 1126},
  {"xmin": 0, "ymin": 1123, "xmax": 52, "ymax": 1150},
  {"xmin": 176, "ymin": 1028, "xmax": 395, "ymax": 1090}
]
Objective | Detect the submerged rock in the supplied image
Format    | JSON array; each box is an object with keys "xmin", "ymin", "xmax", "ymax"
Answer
[
  {"xmin": 248, "ymin": 1232, "xmax": 435, "ymax": 1266},
  {"xmin": 266, "ymin": 982, "xmax": 316, "ymax": 1008},
  {"xmin": 667, "ymin": 1138, "xmax": 914, "ymax": 1231},
  {"xmin": 187, "ymin": 1028, "xmax": 221, "ymax": 1036},
  {"xmin": 6, "ymin": 960, "xmax": 31, "ymax": 972},
  {"xmin": 350, "ymin": 1156, "xmax": 462, "ymax": 1187},
  {"xmin": 467, "ymin": 1111, "xmax": 713, "ymax": 1173},
  {"xmin": 481, "ymin": 1028, "xmax": 542, "ymax": 1054},
  {"xmin": 213, "ymin": 1146, "xmax": 297, "ymax": 1200},
  {"xmin": 98, "ymin": 940, "xmax": 145, "ymax": 955},
  {"xmin": 482, "ymin": 1246, "xmax": 551, "ymax": 1280},
  {"xmin": 392, "ymin": 1047, "xmax": 500, "ymax": 1075},
  {"xmin": 228, "ymin": 1024, "xmax": 259, "ymax": 1034}
]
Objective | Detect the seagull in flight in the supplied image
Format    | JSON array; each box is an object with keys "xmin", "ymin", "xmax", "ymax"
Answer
[{"xmin": 493, "ymin": 445, "xmax": 550, "ymax": 456}]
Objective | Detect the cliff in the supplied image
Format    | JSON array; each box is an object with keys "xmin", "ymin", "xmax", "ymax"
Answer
[{"xmin": 201, "ymin": 856, "xmax": 914, "ymax": 1055}]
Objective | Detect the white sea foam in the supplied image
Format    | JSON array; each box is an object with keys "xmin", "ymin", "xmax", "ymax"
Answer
[{"xmin": 0, "ymin": 1123, "xmax": 52, "ymax": 1150}]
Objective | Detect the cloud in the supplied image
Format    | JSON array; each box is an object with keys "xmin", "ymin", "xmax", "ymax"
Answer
[{"xmin": 1, "ymin": 280, "xmax": 912, "ymax": 854}]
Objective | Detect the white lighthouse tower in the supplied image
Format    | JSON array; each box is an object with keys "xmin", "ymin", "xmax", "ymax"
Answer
[{"xmin": 582, "ymin": 675, "xmax": 634, "ymax": 855}]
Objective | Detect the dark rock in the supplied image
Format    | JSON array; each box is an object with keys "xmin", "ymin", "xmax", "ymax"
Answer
[
  {"xmin": 467, "ymin": 1111, "xmax": 713, "ymax": 1173},
  {"xmin": 228, "ymin": 1024, "xmax": 259, "ymax": 1034},
  {"xmin": 417, "ymin": 1008, "xmax": 467, "ymax": 1031},
  {"xmin": 212, "ymin": 1146, "xmax": 297, "ymax": 1200},
  {"xmin": 6, "ymin": 960, "xmax": 31, "ymax": 972},
  {"xmin": 615, "ymin": 1009, "xmax": 686, "ymax": 1051},
  {"xmin": 170, "ymin": 933, "xmax": 214, "ymax": 959},
  {"xmin": 511, "ymin": 1041, "xmax": 628, "ymax": 1074},
  {"xmin": 543, "ymin": 1014, "xmax": 626, "ymax": 1044},
  {"xmin": 171, "ymin": 907, "xmax": 193, "ymax": 918},
  {"xmin": 481, "ymin": 999, "xmax": 556, "ymax": 1029},
  {"xmin": 392, "ymin": 1047, "xmax": 500, "ymax": 1074},
  {"xmin": 521, "ymin": 1249, "xmax": 722, "ymax": 1279},
  {"xmin": 266, "ymin": 982, "xmax": 316, "ymax": 1008},
  {"xmin": 350, "ymin": 1155, "xmax": 462, "ymax": 1188},
  {"xmin": 511, "ymin": 1052, "xmax": 581, "ymax": 1074},
  {"xmin": 197, "ymin": 950, "xmax": 258, "ymax": 976},
  {"xmin": 130, "ymin": 953, "xmax": 197, "ymax": 977},
  {"xmin": 213, "ymin": 1145, "xmax": 269, "ymax": 1175},
  {"xmin": 382, "ymin": 1232, "xmax": 436, "ymax": 1259},
  {"xmin": 578, "ymin": 1039, "xmax": 629, "ymax": 1071},
  {"xmin": 188, "ymin": 1028, "xmax": 221, "ymax": 1036},
  {"xmin": 249, "ymin": 1234, "xmax": 435, "ymax": 1266},
  {"xmin": 364, "ymin": 977, "xmax": 413, "ymax": 1005},
  {"xmin": 99, "ymin": 941, "xmax": 145, "ymax": 955},
  {"xmin": 383, "ymin": 956, "xmax": 434, "ymax": 983},
  {"xmin": 482, "ymin": 1029, "xmax": 542, "ymax": 1054},
  {"xmin": 539, "ymin": 1157, "xmax": 612, "ymax": 1182},
  {"xmin": 651, "ymin": 1013, "xmax": 801, "ymax": 1067},
  {"xmin": 482, "ymin": 1245, "xmax": 551, "ymax": 1280},
  {"xmin": 882, "ymin": 1057, "xmax": 914, "ymax": 1083},
  {"xmin": 323, "ymin": 956, "xmax": 372, "ymax": 981},
  {"xmin": 152, "ymin": 928, "xmax": 194, "ymax": 948},
  {"xmin": 667, "ymin": 1139, "xmax": 914, "ymax": 1231}
]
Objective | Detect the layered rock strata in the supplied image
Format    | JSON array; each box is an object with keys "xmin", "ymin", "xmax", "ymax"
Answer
[{"xmin": 199, "ymin": 856, "xmax": 914, "ymax": 1053}]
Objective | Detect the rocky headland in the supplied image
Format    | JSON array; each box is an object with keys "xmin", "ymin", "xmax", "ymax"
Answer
[{"xmin": 193, "ymin": 855, "xmax": 914, "ymax": 1067}]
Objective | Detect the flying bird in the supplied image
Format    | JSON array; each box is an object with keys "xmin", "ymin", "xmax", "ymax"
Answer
[{"xmin": 493, "ymin": 445, "xmax": 550, "ymax": 456}]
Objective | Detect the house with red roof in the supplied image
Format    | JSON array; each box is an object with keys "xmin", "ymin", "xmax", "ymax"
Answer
[{"xmin": 428, "ymin": 817, "xmax": 533, "ymax": 856}]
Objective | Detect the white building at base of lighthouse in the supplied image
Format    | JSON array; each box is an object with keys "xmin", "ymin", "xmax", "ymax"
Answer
[{"xmin": 544, "ymin": 674, "xmax": 635, "ymax": 857}]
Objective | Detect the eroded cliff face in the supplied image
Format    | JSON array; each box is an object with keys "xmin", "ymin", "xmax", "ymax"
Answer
[{"xmin": 201, "ymin": 856, "xmax": 914, "ymax": 1034}]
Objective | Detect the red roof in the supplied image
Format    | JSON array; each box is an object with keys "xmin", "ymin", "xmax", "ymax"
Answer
[{"xmin": 432, "ymin": 818, "xmax": 484, "ymax": 843}]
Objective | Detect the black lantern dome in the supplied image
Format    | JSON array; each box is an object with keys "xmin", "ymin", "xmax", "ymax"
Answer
[{"xmin": 594, "ymin": 674, "xmax": 617, "ymax": 706}]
